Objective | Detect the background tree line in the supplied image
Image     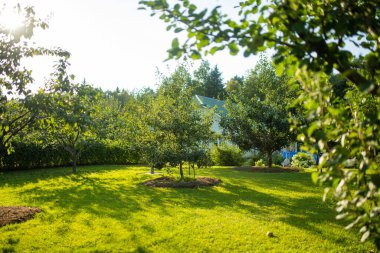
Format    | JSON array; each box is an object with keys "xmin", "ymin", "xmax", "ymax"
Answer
[
  {"xmin": 0, "ymin": 4, "xmax": 309, "ymax": 180},
  {"xmin": 1, "ymin": 25, "xmax": 297, "ymax": 179},
  {"xmin": 0, "ymin": 4, "xmax": 300, "ymax": 178}
]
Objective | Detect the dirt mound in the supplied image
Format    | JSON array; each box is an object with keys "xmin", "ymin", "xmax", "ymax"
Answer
[
  {"xmin": 0, "ymin": 206, "xmax": 42, "ymax": 227},
  {"xmin": 142, "ymin": 176, "xmax": 221, "ymax": 188},
  {"xmin": 234, "ymin": 166, "xmax": 300, "ymax": 173}
]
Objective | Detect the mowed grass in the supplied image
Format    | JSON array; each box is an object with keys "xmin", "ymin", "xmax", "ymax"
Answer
[{"xmin": 0, "ymin": 166, "xmax": 376, "ymax": 252}]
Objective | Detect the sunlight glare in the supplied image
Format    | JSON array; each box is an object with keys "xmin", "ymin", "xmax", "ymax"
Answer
[{"xmin": 0, "ymin": 7, "xmax": 24, "ymax": 31}]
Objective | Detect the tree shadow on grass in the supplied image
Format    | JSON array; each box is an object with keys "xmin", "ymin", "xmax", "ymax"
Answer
[
  {"xmin": 208, "ymin": 167, "xmax": 321, "ymax": 194},
  {"xmin": 0, "ymin": 165, "xmax": 142, "ymax": 188},
  {"xmin": 6, "ymin": 166, "xmax": 355, "ymax": 248},
  {"xmin": 18, "ymin": 175, "xmax": 145, "ymax": 221}
]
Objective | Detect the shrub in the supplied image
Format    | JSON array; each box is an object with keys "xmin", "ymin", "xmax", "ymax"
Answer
[
  {"xmin": 210, "ymin": 143, "xmax": 243, "ymax": 166},
  {"xmin": 153, "ymin": 162, "xmax": 166, "ymax": 170},
  {"xmin": 1, "ymin": 141, "xmax": 141, "ymax": 170},
  {"xmin": 249, "ymin": 150, "xmax": 261, "ymax": 165},
  {"xmin": 255, "ymin": 159, "xmax": 265, "ymax": 167},
  {"xmin": 250, "ymin": 150, "xmax": 283, "ymax": 166},
  {"xmin": 291, "ymin": 153, "xmax": 315, "ymax": 168},
  {"xmin": 272, "ymin": 151, "xmax": 284, "ymax": 165}
]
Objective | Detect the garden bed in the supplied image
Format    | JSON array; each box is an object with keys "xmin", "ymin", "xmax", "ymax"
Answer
[
  {"xmin": 0, "ymin": 206, "xmax": 42, "ymax": 227},
  {"xmin": 142, "ymin": 176, "xmax": 221, "ymax": 188},
  {"xmin": 234, "ymin": 166, "xmax": 300, "ymax": 173}
]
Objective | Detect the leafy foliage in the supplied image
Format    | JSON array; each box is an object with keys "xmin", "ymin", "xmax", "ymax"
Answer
[
  {"xmin": 139, "ymin": 0, "xmax": 378, "ymax": 94},
  {"xmin": 260, "ymin": 151, "xmax": 284, "ymax": 166},
  {"xmin": 291, "ymin": 153, "xmax": 314, "ymax": 169},
  {"xmin": 193, "ymin": 61, "xmax": 226, "ymax": 99},
  {"xmin": 0, "ymin": 98, "xmax": 37, "ymax": 156},
  {"xmin": 0, "ymin": 4, "xmax": 69, "ymax": 155},
  {"xmin": 39, "ymin": 61, "xmax": 101, "ymax": 173},
  {"xmin": 1, "ymin": 141, "xmax": 139, "ymax": 170},
  {"xmin": 297, "ymin": 69, "xmax": 380, "ymax": 245},
  {"xmin": 221, "ymin": 56, "xmax": 297, "ymax": 168},
  {"xmin": 250, "ymin": 150, "xmax": 283, "ymax": 166},
  {"xmin": 1, "ymin": 86, "xmax": 143, "ymax": 170},
  {"xmin": 140, "ymin": 65, "xmax": 214, "ymax": 180},
  {"xmin": 254, "ymin": 159, "xmax": 265, "ymax": 167},
  {"xmin": 210, "ymin": 143, "xmax": 243, "ymax": 166},
  {"xmin": 226, "ymin": 75, "xmax": 244, "ymax": 94}
]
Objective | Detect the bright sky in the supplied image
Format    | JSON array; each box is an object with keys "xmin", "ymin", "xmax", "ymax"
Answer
[{"xmin": 3, "ymin": 0, "xmax": 260, "ymax": 92}]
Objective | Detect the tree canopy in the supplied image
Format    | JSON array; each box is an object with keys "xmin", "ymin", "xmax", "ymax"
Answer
[
  {"xmin": 0, "ymin": 4, "xmax": 69, "ymax": 155},
  {"xmin": 40, "ymin": 61, "xmax": 101, "ymax": 173},
  {"xmin": 193, "ymin": 61, "xmax": 226, "ymax": 99},
  {"xmin": 221, "ymin": 56, "xmax": 297, "ymax": 168},
  {"xmin": 141, "ymin": 65, "xmax": 214, "ymax": 180},
  {"xmin": 139, "ymin": 0, "xmax": 379, "ymax": 93}
]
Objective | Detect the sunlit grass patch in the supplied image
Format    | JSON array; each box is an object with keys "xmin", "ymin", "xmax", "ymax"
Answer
[{"xmin": 0, "ymin": 165, "xmax": 376, "ymax": 252}]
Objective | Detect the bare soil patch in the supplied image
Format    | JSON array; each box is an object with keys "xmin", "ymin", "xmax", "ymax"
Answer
[
  {"xmin": 142, "ymin": 176, "xmax": 221, "ymax": 188},
  {"xmin": 0, "ymin": 206, "xmax": 42, "ymax": 227},
  {"xmin": 234, "ymin": 166, "xmax": 300, "ymax": 173}
]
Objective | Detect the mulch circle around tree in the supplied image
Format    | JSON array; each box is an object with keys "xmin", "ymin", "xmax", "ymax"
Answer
[
  {"xmin": 0, "ymin": 206, "xmax": 42, "ymax": 227},
  {"xmin": 234, "ymin": 166, "xmax": 300, "ymax": 173},
  {"xmin": 142, "ymin": 176, "xmax": 222, "ymax": 188}
]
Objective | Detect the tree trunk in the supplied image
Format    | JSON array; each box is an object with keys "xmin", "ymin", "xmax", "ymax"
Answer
[
  {"xmin": 65, "ymin": 145, "xmax": 78, "ymax": 173},
  {"xmin": 179, "ymin": 162, "xmax": 184, "ymax": 181},
  {"xmin": 72, "ymin": 154, "xmax": 77, "ymax": 173},
  {"xmin": 267, "ymin": 151, "xmax": 273, "ymax": 169},
  {"xmin": 150, "ymin": 165, "xmax": 154, "ymax": 174}
]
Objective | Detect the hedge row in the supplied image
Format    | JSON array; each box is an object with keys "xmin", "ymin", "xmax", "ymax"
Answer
[{"xmin": 1, "ymin": 142, "xmax": 141, "ymax": 170}]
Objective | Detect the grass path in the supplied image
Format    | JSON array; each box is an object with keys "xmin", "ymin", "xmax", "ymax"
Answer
[{"xmin": 0, "ymin": 166, "xmax": 375, "ymax": 252}]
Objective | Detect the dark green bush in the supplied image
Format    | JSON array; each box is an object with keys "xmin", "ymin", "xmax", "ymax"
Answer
[
  {"xmin": 249, "ymin": 150, "xmax": 261, "ymax": 165},
  {"xmin": 0, "ymin": 141, "xmax": 141, "ymax": 170},
  {"xmin": 250, "ymin": 150, "xmax": 284, "ymax": 166},
  {"xmin": 189, "ymin": 149, "xmax": 212, "ymax": 168},
  {"xmin": 272, "ymin": 151, "xmax": 284, "ymax": 165},
  {"xmin": 211, "ymin": 143, "xmax": 243, "ymax": 166}
]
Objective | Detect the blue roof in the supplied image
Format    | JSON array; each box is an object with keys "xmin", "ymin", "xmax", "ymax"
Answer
[{"xmin": 194, "ymin": 95, "xmax": 227, "ymax": 115}]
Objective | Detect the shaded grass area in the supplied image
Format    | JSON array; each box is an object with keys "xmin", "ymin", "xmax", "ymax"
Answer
[{"xmin": 0, "ymin": 165, "xmax": 376, "ymax": 252}]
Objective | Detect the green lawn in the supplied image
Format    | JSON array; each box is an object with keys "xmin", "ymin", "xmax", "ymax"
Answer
[{"xmin": 0, "ymin": 166, "xmax": 376, "ymax": 252}]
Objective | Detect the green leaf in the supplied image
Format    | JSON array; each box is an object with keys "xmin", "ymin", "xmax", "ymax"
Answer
[
  {"xmin": 327, "ymin": 107, "xmax": 343, "ymax": 117},
  {"xmin": 174, "ymin": 28, "xmax": 183, "ymax": 33},
  {"xmin": 189, "ymin": 4, "xmax": 197, "ymax": 12},
  {"xmin": 228, "ymin": 42, "xmax": 239, "ymax": 55},
  {"xmin": 197, "ymin": 38, "xmax": 210, "ymax": 50},
  {"xmin": 311, "ymin": 172, "xmax": 319, "ymax": 184},
  {"xmin": 275, "ymin": 62, "xmax": 284, "ymax": 76},
  {"xmin": 271, "ymin": 16, "xmax": 280, "ymax": 25},
  {"xmin": 171, "ymin": 38, "xmax": 179, "ymax": 48},
  {"xmin": 243, "ymin": 49, "xmax": 251, "ymax": 57},
  {"xmin": 258, "ymin": 15, "xmax": 265, "ymax": 24},
  {"xmin": 188, "ymin": 31, "xmax": 196, "ymax": 38},
  {"xmin": 227, "ymin": 20, "xmax": 239, "ymax": 28},
  {"xmin": 210, "ymin": 46, "xmax": 219, "ymax": 55},
  {"xmin": 307, "ymin": 121, "xmax": 319, "ymax": 136},
  {"xmin": 190, "ymin": 50, "xmax": 201, "ymax": 60}
]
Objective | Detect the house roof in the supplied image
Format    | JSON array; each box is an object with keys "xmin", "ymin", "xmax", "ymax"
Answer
[{"xmin": 194, "ymin": 95, "xmax": 227, "ymax": 115}]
